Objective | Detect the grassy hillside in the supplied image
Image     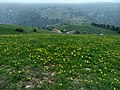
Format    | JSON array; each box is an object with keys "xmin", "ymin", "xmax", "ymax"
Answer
[
  {"xmin": 0, "ymin": 34, "xmax": 120, "ymax": 90},
  {"xmin": 0, "ymin": 24, "xmax": 118, "ymax": 35},
  {"xmin": 57, "ymin": 25, "xmax": 119, "ymax": 35},
  {"xmin": 0, "ymin": 24, "xmax": 52, "ymax": 34}
]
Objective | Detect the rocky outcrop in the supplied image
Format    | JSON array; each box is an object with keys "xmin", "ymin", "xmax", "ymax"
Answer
[
  {"xmin": 52, "ymin": 29, "xmax": 62, "ymax": 34},
  {"xmin": 66, "ymin": 30, "xmax": 77, "ymax": 34}
]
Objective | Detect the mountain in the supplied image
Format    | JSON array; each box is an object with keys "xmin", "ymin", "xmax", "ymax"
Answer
[
  {"xmin": 0, "ymin": 3, "xmax": 120, "ymax": 27},
  {"xmin": 86, "ymin": 3, "xmax": 120, "ymax": 26}
]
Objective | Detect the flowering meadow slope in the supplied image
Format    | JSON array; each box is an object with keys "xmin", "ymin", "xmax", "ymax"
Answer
[{"xmin": 0, "ymin": 34, "xmax": 120, "ymax": 90}]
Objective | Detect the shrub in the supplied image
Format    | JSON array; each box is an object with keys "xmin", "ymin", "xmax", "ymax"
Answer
[
  {"xmin": 15, "ymin": 27, "xmax": 24, "ymax": 32},
  {"xmin": 118, "ymin": 30, "xmax": 120, "ymax": 34},
  {"xmin": 33, "ymin": 28, "xmax": 37, "ymax": 32},
  {"xmin": 81, "ymin": 31, "xmax": 88, "ymax": 34},
  {"xmin": 76, "ymin": 30, "xmax": 80, "ymax": 34},
  {"xmin": 61, "ymin": 29, "xmax": 66, "ymax": 33}
]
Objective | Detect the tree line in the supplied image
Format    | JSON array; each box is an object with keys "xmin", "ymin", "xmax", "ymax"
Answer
[{"xmin": 91, "ymin": 22, "xmax": 120, "ymax": 34}]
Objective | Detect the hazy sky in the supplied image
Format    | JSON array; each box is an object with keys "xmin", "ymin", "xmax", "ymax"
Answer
[{"xmin": 0, "ymin": 0, "xmax": 119, "ymax": 3}]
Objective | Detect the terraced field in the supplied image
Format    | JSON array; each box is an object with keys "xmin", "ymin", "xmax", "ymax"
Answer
[{"xmin": 0, "ymin": 34, "xmax": 120, "ymax": 90}]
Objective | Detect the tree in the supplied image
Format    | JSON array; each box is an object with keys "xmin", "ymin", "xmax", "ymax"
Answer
[
  {"xmin": 111, "ymin": 25, "xmax": 115, "ymax": 30},
  {"xmin": 91, "ymin": 22, "xmax": 96, "ymax": 26},
  {"xmin": 106, "ymin": 25, "xmax": 110, "ymax": 29},
  {"xmin": 61, "ymin": 29, "xmax": 66, "ymax": 33},
  {"xmin": 115, "ymin": 27, "xmax": 119, "ymax": 31},
  {"xmin": 15, "ymin": 27, "xmax": 24, "ymax": 32},
  {"xmin": 76, "ymin": 30, "xmax": 80, "ymax": 34},
  {"xmin": 117, "ymin": 27, "xmax": 120, "ymax": 34},
  {"xmin": 33, "ymin": 27, "xmax": 37, "ymax": 32}
]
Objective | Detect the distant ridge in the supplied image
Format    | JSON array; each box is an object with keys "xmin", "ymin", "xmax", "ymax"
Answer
[{"xmin": 0, "ymin": 3, "xmax": 120, "ymax": 27}]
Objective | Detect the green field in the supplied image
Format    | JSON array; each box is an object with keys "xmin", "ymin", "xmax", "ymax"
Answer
[
  {"xmin": 0, "ymin": 24, "xmax": 119, "ymax": 35},
  {"xmin": 57, "ymin": 25, "xmax": 118, "ymax": 35},
  {"xmin": 0, "ymin": 33, "xmax": 120, "ymax": 90},
  {"xmin": 0, "ymin": 24, "xmax": 52, "ymax": 34}
]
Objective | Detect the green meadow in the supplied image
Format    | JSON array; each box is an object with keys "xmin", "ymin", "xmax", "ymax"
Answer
[
  {"xmin": 0, "ymin": 33, "xmax": 120, "ymax": 90},
  {"xmin": 57, "ymin": 25, "xmax": 118, "ymax": 35}
]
